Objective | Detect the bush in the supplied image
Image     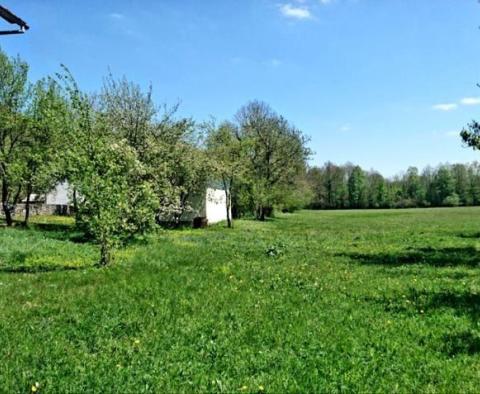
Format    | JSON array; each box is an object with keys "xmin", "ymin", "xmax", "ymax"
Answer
[{"xmin": 443, "ymin": 193, "xmax": 460, "ymax": 207}]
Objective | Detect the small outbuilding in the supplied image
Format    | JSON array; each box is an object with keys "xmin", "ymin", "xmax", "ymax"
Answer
[{"xmin": 19, "ymin": 181, "xmax": 230, "ymax": 227}]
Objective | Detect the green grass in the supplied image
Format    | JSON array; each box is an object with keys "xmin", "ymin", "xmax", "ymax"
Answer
[{"xmin": 1, "ymin": 208, "xmax": 480, "ymax": 392}]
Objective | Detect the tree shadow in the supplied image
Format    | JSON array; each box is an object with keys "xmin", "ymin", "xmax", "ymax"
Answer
[
  {"xmin": 0, "ymin": 264, "xmax": 90, "ymax": 274},
  {"xmin": 12, "ymin": 222, "xmax": 93, "ymax": 244},
  {"xmin": 367, "ymin": 287, "xmax": 480, "ymax": 356},
  {"xmin": 340, "ymin": 246, "xmax": 480, "ymax": 268},
  {"xmin": 457, "ymin": 231, "xmax": 480, "ymax": 239},
  {"xmin": 442, "ymin": 330, "xmax": 480, "ymax": 356}
]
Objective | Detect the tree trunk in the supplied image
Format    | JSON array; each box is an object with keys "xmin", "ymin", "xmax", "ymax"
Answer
[
  {"xmin": 2, "ymin": 180, "xmax": 12, "ymax": 227},
  {"xmin": 73, "ymin": 188, "xmax": 81, "ymax": 222},
  {"xmin": 223, "ymin": 179, "xmax": 233, "ymax": 228},
  {"xmin": 23, "ymin": 184, "xmax": 32, "ymax": 226},
  {"xmin": 257, "ymin": 206, "xmax": 266, "ymax": 221},
  {"xmin": 226, "ymin": 190, "xmax": 232, "ymax": 228},
  {"xmin": 99, "ymin": 241, "xmax": 111, "ymax": 267}
]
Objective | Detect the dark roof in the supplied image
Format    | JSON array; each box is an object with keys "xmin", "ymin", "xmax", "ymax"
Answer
[{"xmin": 0, "ymin": 4, "xmax": 29, "ymax": 35}]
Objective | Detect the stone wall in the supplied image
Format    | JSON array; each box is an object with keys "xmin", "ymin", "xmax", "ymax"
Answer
[{"xmin": 12, "ymin": 203, "xmax": 73, "ymax": 217}]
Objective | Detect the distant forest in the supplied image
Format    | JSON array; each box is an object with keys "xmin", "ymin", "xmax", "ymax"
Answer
[{"xmin": 306, "ymin": 162, "xmax": 480, "ymax": 209}]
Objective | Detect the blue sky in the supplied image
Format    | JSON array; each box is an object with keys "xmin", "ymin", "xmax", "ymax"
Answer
[{"xmin": 2, "ymin": 0, "xmax": 480, "ymax": 176}]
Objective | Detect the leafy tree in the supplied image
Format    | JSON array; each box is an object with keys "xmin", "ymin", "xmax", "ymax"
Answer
[
  {"xmin": 348, "ymin": 166, "xmax": 366, "ymax": 208},
  {"xmin": 451, "ymin": 163, "xmax": 470, "ymax": 205},
  {"xmin": 0, "ymin": 48, "xmax": 29, "ymax": 226},
  {"xmin": 205, "ymin": 121, "xmax": 243, "ymax": 227},
  {"xmin": 434, "ymin": 166, "xmax": 455, "ymax": 206},
  {"xmin": 235, "ymin": 101, "xmax": 310, "ymax": 220},
  {"xmin": 22, "ymin": 78, "xmax": 68, "ymax": 225},
  {"xmin": 403, "ymin": 167, "xmax": 425, "ymax": 204},
  {"xmin": 367, "ymin": 172, "xmax": 387, "ymax": 208},
  {"xmin": 59, "ymin": 69, "xmax": 158, "ymax": 266}
]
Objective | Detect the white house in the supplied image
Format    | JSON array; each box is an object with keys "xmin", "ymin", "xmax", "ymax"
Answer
[
  {"xmin": 179, "ymin": 186, "xmax": 230, "ymax": 225},
  {"xmin": 45, "ymin": 182, "xmax": 70, "ymax": 206},
  {"xmin": 40, "ymin": 181, "xmax": 229, "ymax": 226}
]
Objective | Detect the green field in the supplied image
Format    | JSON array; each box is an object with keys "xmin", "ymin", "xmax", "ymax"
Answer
[{"xmin": 1, "ymin": 208, "xmax": 480, "ymax": 392}]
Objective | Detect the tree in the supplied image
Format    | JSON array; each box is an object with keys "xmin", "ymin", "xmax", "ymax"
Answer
[
  {"xmin": 367, "ymin": 171, "xmax": 387, "ymax": 208},
  {"xmin": 0, "ymin": 48, "xmax": 29, "ymax": 226},
  {"xmin": 99, "ymin": 72, "xmax": 156, "ymax": 155},
  {"xmin": 22, "ymin": 78, "xmax": 68, "ymax": 225},
  {"xmin": 235, "ymin": 101, "xmax": 310, "ymax": 220},
  {"xmin": 434, "ymin": 166, "xmax": 455, "ymax": 206},
  {"xmin": 403, "ymin": 167, "xmax": 425, "ymax": 204},
  {"xmin": 205, "ymin": 121, "xmax": 243, "ymax": 228},
  {"xmin": 306, "ymin": 166, "xmax": 325, "ymax": 209},
  {"xmin": 348, "ymin": 166, "xmax": 366, "ymax": 208},
  {"xmin": 451, "ymin": 163, "xmax": 470, "ymax": 205},
  {"xmin": 59, "ymin": 69, "xmax": 158, "ymax": 266}
]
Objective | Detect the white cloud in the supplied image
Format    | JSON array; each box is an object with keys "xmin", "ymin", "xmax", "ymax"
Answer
[
  {"xmin": 432, "ymin": 103, "xmax": 458, "ymax": 112},
  {"xmin": 279, "ymin": 3, "xmax": 313, "ymax": 19},
  {"xmin": 269, "ymin": 58, "xmax": 282, "ymax": 67},
  {"xmin": 108, "ymin": 13, "xmax": 125, "ymax": 20},
  {"xmin": 319, "ymin": 0, "xmax": 333, "ymax": 4},
  {"xmin": 339, "ymin": 124, "xmax": 351, "ymax": 132},
  {"xmin": 461, "ymin": 97, "xmax": 480, "ymax": 106},
  {"xmin": 444, "ymin": 130, "xmax": 460, "ymax": 137}
]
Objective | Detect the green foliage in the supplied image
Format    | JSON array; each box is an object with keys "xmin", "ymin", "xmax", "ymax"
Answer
[
  {"xmin": 308, "ymin": 161, "xmax": 480, "ymax": 210},
  {"xmin": 0, "ymin": 47, "xmax": 30, "ymax": 225},
  {"xmin": 234, "ymin": 101, "xmax": 311, "ymax": 219},
  {"xmin": 1, "ymin": 208, "xmax": 480, "ymax": 391},
  {"xmin": 443, "ymin": 193, "xmax": 461, "ymax": 207},
  {"xmin": 59, "ymin": 70, "xmax": 158, "ymax": 265},
  {"xmin": 348, "ymin": 165, "xmax": 366, "ymax": 208},
  {"xmin": 205, "ymin": 121, "xmax": 243, "ymax": 227}
]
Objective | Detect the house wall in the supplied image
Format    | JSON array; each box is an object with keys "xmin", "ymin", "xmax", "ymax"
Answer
[
  {"xmin": 46, "ymin": 182, "xmax": 70, "ymax": 205},
  {"xmin": 205, "ymin": 187, "xmax": 228, "ymax": 224}
]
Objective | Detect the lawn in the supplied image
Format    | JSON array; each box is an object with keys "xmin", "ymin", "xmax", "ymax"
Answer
[{"xmin": 1, "ymin": 208, "xmax": 480, "ymax": 392}]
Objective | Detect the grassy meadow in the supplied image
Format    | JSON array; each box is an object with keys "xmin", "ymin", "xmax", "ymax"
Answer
[{"xmin": 1, "ymin": 208, "xmax": 480, "ymax": 392}]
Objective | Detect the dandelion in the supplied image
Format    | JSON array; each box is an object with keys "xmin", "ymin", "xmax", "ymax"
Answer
[
  {"xmin": 240, "ymin": 386, "xmax": 248, "ymax": 391},
  {"xmin": 259, "ymin": 385, "xmax": 265, "ymax": 391},
  {"xmin": 134, "ymin": 339, "xmax": 140, "ymax": 345},
  {"xmin": 31, "ymin": 383, "xmax": 40, "ymax": 392}
]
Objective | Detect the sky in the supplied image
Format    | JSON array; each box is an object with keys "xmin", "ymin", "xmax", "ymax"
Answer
[{"xmin": 2, "ymin": 0, "xmax": 480, "ymax": 177}]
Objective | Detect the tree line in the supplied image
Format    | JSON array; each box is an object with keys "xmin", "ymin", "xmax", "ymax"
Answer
[
  {"xmin": 0, "ymin": 48, "xmax": 310, "ymax": 265},
  {"xmin": 306, "ymin": 162, "xmax": 480, "ymax": 209}
]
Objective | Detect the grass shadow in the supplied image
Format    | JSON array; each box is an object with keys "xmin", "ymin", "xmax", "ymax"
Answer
[
  {"xmin": 340, "ymin": 246, "xmax": 480, "ymax": 268},
  {"xmin": 12, "ymin": 222, "xmax": 93, "ymax": 244},
  {"xmin": 0, "ymin": 264, "xmax": 92, "ymax": 274},
  {"xmin": 442, "ymin": 330, "xmax": 480, "ymax": 356},
  {"xmin": 458, "ymin": 231, "xmax": 480, "ymax": 239}
]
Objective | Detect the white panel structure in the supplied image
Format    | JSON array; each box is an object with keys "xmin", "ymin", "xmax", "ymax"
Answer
[
  {"xmin": 45, "ymin": 181, "xmax": 70, "ymax": 205},
  {"xmin": 205, "ymin": 187, "xmax": 228, "ymax": 224}
]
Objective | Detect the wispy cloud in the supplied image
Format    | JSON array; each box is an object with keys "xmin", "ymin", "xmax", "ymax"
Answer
[
  {"xmin": 279, "ymin": 3, "xmax": 313, "ymax": 19},
  {"xmin": 268, "ymin": 58, "xmax": 282, "ymax": 67},
  {"xmin": 339, "ymin": 124, "xmax": 351, "ymax": 132},
  {"xmin": 444, "ymin": 130, "xmax": 460, "ymax": 138},
  {"xmin": 108, "ymin": 12, "xmax": 125, "ymax": 20},
  {"xmin": 432, "ymin": 103, "xmax": 458, "ymax": 112},
  {"xmin": 460, "ymin": 97, "xmax": 480, "ymax": 106}
]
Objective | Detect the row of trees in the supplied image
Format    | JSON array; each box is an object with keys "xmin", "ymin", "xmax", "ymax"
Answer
[
  {"xmin": 307, "ymin": 162, "xmax": 480, "ymax": 209},
  {"xmin": 0, "ymin": 48, "xmax": 310, "ymax": 265}
]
